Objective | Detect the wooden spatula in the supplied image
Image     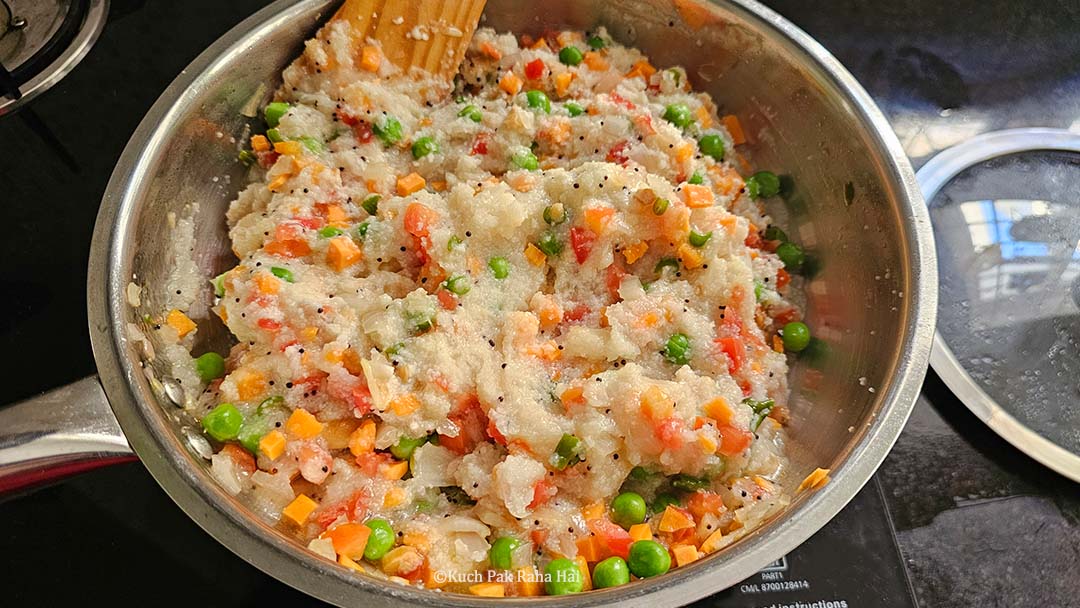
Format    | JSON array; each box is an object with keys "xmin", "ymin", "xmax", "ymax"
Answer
[{"xmin": 333, "ymin": 0, "xmax": 487, "ymax": 84}]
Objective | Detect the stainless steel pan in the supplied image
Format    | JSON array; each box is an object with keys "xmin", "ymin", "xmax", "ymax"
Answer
[{"xmin": 0, "ymin": 0, "xmax": 936, "ymax": 605}]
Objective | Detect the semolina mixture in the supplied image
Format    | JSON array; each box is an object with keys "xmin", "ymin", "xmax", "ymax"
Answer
[{"xmin": 164, "ymin": 19, "xmax": 816, "ymax": 597}]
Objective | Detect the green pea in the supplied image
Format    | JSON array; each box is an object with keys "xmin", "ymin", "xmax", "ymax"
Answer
[
  {"xmin": 776, "ymin": 242, "xmax": 805, "ymax": 270},
  {"xmin": 195, "ymin": 352, "xmax": 226, "ymax": 382},
  {"xmin": 238, "ymin": 150, "xmax": 256, "ymax": 166},
  {"xmin": 525, "ymin": 89, "xmax": 552, "ymax": 113},
  {"xmin": 663, "ymin": 103, "xmax": 694, "ymax": 128},
  {"xmin": 689, "ymin": 230, "xmax": 712, "ymax": 247},
  {"xmin": 373, "ymin": 116, "xmax": 403, "ymax": 145},
  {"xmin": 264, "ymin": 101, "xmax": 290, "ymax": 128},
  {"xmin": 536, "ymin": 231, "xmax": 563, "ymax": 256},
  {"xmin": 361, "ymin": 194, "xmax": 380, "ymax": 216},
  {"xmin": 489, "ymin": 536, "xmax": 522, "ymax": 570},
  {"xmin": 550, "ymin": 433, "xmax": 583, "ymax": 470},
  {"xmin": 654, "ymin": 257, "xmax": 679, "ymax": 274},
  {"xmin": 298, "ymin": 136, "xmax": 323, "ymax": 154},
  {"xmin": 611, "ymin": 492, "xmax": 647, "ymax": 529},
  {"xmin": 363, "ymin": 519, "xmax": 395, "ymax": 560},
  {"xmin": 652, "ymin": 197, "xmax": 670, "ymax": 215},
  {"xmin": 566, "ymin": 102, "xmax": 584, "ymax": 117},
  {"xmin": 699, "ymin": 134, "xmax": 725, "ymax": 160},
  {"xmin": 543, "ymin": 203, "xmax": 567, "ymax": 225},
  {"xmin": 746, "ymin": 170, "xmax": 781, "ymax": 199},
  {"xmin": 266, "ymin": 128, "xmax": 284, "ymax": 143},
  {"xmin": 782, "ymin": 321, "xmax": 811, "ymax": 352},
  {"xmin": 447, "ymin": 235, "xmax": 463, "ymax": 251},
  {"xmin": 663, "ymin": 333, "xmax": 691, "ymax": 366},
  {"xmin": 270, "ymin": 266, "xmax": 294, "ymax": 283},
  {"xmin": 559, "ymin": 45, "xmax": 584, "ymax": 66},
  {"xmin": 592, "ymin": 556, "xmax": 630, "ymax": 589},
  {"xmin": 652, "ymin": 493, "xmax": 681, "ymax": 513},
  {"xmin": 443, "ymin": 274, "xmax": 471, "ymax": 295},
  {"xmin": 688, "ymin": 171, "xmax": 704, "ymax": 185},
  {"xmin": 202, "ymin": 403, "xmax": 243, "ymax": 442},
  {"xmin": 628, "ymin": 465, "xmax": 651, "ymax": 480},
  {"xmin": 317, "ymin": 226, "xmax": 344, "ymax": 238},
  {"xmin": 587, "ymin": 35, "xmax": 606, "ymax": 50},
  {"xmin": 488, "ymin": 256, "xmax": 510, "ymax": 279},
  {"xmin": 390, "ymin": 435, "xmax": 427, "ymax": 460},
  {"xmin": 627, "ymin": 540, "xmax": 671, "ymax": 578},
  {"xmin": 763, "ymin": 225, "xmax": 788, "ymax": 242},
  {"xmin": 458, "ymin": 104, "xmax": 483, "ymax": 122},
  {"xmin": 211, "ymin": 272, "xmax": 227, "ymax": 297},
  {"xmin": 511, "ymin": 149, "xmax": 539, "ymax": 171},
  {"xmin": 412, "ymin": 135, "xmax": 440, "ymax": 159},
  {"xmin": 356, "ymin": 222, "xmax": 370, "ymax": 240},
  {"xmin": 544, "ymin": 557, "xmax": 584, "ymax": 595}
]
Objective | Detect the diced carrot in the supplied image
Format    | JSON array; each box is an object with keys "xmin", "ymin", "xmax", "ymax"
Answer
[
  {"xmin": 259, "ymin": 429, "xmax": 287, "ymax": 460},
  {"xmin": 797, "ymin": 467, "xmax": 831, "ymax": 492},
  {"xmin": 672, "ymin": 544, "xmax": 701, "ymax": 567},
  {"xmin": 499, "ymin": 71, "xmax": 523, "ymax": 95},
  {"xmin": 677, "ymin": 242, "xmax": 705, "ymax": 270},
  {"xmin": 621, "ymin": 241, "xmax": 649, "ymax": 264},
  {"xmin": 479, "ymin": 41, "xmax": 502, "ymax": 60},
  {"xmin": 348, "ymin": 419, "xmax": 377, "ymax": 456},
  {"xmin": 359, "ymin": 45, "xmax": 382, "ymax": 72},
  {"xmin": 381, "ymin": 546, "xmax": 424, "ymax": 577},
  {"xmin": 383, "ymin": 487, "xmax": 407, "ymax": 508},
  {"xmin": 524, "ymin": 243, "xmax": 546, "ymax": 267},
  {"xmin": 323, "ymin": 523, "xmax": 371, "ymax": 559},
  {"xmin": 581, "ymin": 502, "xmax": 604, "ymax": 522},
  {"xmin": 695, "ymin": 106, "xmax": 715, "ymax": 129},
  {"xmin": 560, "ymin": 385, "xmax": 586, "ymax": 409},
  {"xmin": 321, "ymin": 204, "xmax": 348, "ymax": 226},
  {"xmin": 675, "ymin": 142, "xmax": 694, "ymax": 163},
  {"xmin": 582, "ymin": 51, "xmax": 609, "ymax": 71},
  {"xmin": 516, "ymin": 567, "xmax": 544, "ymax": 596},
  {"xmin": 703, "ymin": 397, "xmax": 733, "ymax": 424},
  {"xmin": 286, "ymin": 408, "xmax": 324, "ymax": 439},
  {"xmin": 700, "ymin": 529, "xmax": 726, "ymax": 554},
  {"xmin": 682, "ymin": 184, "xmax": 715, "ymax": 208},
  {"xmin": 773, "ymin": 335, "xmax": 785, "ymax": 353},
  {"xmin": 583, "ymin": 207, "xmax": 616, "ymax": 235},
  {"xmin": 326, "ymin": 236, "xmax": 362, "ymax": 271},
  {"xmin": 382, "ymin": 460, "xmax": 409, "ymax": 480},
  {"xmin": 721, "ymin": 114, "xmax": 747, "ymax": 145},
  {"xmin": 283, "ymin": 494, "xmax": 319, "ymax": 525},
  {"xmin": 234, "ymin": 369, "xmax": 266, "ymax": 401},
  {"xmin": 338, "ymin": 553, "xmax": 366, "ymax": 572},
  {"xmin": 251, "ymin": 135, "xmax": 271, "ymax": 152},
  {"xmin": 686, "ymin": 491, "xmax": 726, "ymax": 520},
  {"xmin": 268, "ymin": 174, "xmax": 289, "ymax": 192},
  {"xmin": 396, "ymin": 172, "xmax": 426, "ymax": 196},
  {"xmin": 469, "ymin": 583, "xmax": 505, "ymax": 597},
  {"xmin": 555, "ymin": 72, "xmax": 574, "ymax": 97},
  {"xmin": 640, "ymin": 386, "xmax": 675, "ymax": 420},
  {"xmin": 429, "ymin": 180, "xmax": 448, "ymax": 192},
  {"xmin": 166, "ymin": 309, "xmax": 197, "ymax": 338},
  {"xmin": 576, "ymin": 536, "xmax": 602, "ymax": 562},
  {"xmin": 716, "ymin": 422, "xmax": 753, "ymax": 456},
  {"xmin": 625, "ymin": 59, "xmax": 656, "ymax": 79},
  {"xmin": 401, "ymin": 531, "xmax": 431, "ymax": 552},
  {"xmin": 389, "ymin": 393, "xmax": 421, "ymax": 416},
  {"xmin": 403, "ymin": 202, "xmax": 438, "ymax": 238},
  {"xmin": 254, "ymin": 272, "xmax": 280, "ymax": 294},
  {"xmin": 629, "ymin": 523, "xmax": 653, "ymax": 542},
  {"xmin": 658, "ymin": 506, "xmax": 695, "ymax": 532},
  {"xmin": 536, "ymin": 303, "xmax": 563, "ymax": 329},
  {"xmin": 274, "ymin": 140, "xmax": 303, "ymax": 156},
  {"xmin": 575, "ymin": 556, "xmax": 593, "ymax": 591}
]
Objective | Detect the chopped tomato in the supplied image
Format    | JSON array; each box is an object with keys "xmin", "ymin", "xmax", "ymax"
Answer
[
  {"xmin": 528, "ymin": 480, "xmax": 557, "ymax": 510},
  {"xmin": 354, "ymin": 121, "xmax": 374, "ymax": 143},
  {"xmin": 633, "ymin": 113, "xmax": 656, "ymax": 136},
  {"xmin": 772, "ymin": 306, "xmax": 801, "ymax": 326},
  {"xmin": 264, "ymin": 223, "xmax": 312, "ymax": 258},
  {"xmin": 220, "ymin": 443, "xmax": 256, "ymax": 475},
  {"xmin": 404, "ymin": 203, "xmax": 439, "ymax": 238},
  {"xmin": 716, "ymin": 336, "xmax": 745, "ymax": 374},
  {"xmin": 345, "ymin": 489, "xmax": 368, "ymax": 522},
  {"xmin": 686, "ymin": 491, "xmax": 726, "ymax": 520},
  {"xmin": 744, "ymin": 225, "xmax": 763, "ymax": 249},
  {"xmin": 524, "ymin": 58, "xmax": 545, "ymax": 80},
  {"xmin": 717, "ymin": 422, "xmax": 753, "ymax": 456},
  {"xmin": 293, "ymin": 373, "xmax": 326, "ymax": 391},
  {"xmin": 439, "ymin": 395, "xmax": 490, "ymax": 455},
  {"xmin": 314, "ymin": 503, "xmax": 348, "ymax": 530},
  {"xmin": 530, "ymin": 528, "xmax": 549, "ymax": 547},
  {"xmin": 257, "ymin": 318, "xmax": 282, "ymax": 331},
  {"xmin": 655, "ymin": 416, "xmax": 685, "ymax": 450},
  {"xmin": 586, "ymin": 518, "xmax": 632, "ymax": 559},
  {"xmin": 355, "ymin": 451, "xmax": 393, "ymax": 476},
  {"xmin": 563, "ymin": 303, "xmax": 590, "ymax": 323},
  {"xmin": 605, "ymin": 263, "xmax": 627, "ymax": 299},
  {"xmin": 775, "ymin": 268, "xmax": 791, "ymax": 290},
  {"xmin": 437, "ymin": 288, "xmax": 458, "ymax": 311},
  {"xmin": 471, "ymin": 132, "xmax": 489, "ymax": 155},
  {"xmin": 256, "ymin": 150, "xmax": 279, "ymax": 169},
  {"xmin": 350, "ymin": 385, "xmax": 372, "ymax": 416},
  {"xmin": 609, "ymin": 92, "xmax": 636, "ymax": 110},
  {"xmin": 569, "ymin": 226, "xmax": 597, "ymax": 264},
  {"xmin": 295, "ymin": 216, "xmax": 326, "ymax": 230},
  {"xmin": 339, "ymin": 113, "xmax": 360, "ymax": 127},
  {"xmin": 486, "ymin": 418, "xmax": 508, "ymax": 445},
  {"xmin": 606, "ymin": 140, "xmax": 630, "ymax": 165}
]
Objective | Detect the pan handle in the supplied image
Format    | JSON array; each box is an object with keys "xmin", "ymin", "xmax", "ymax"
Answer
[{"xmin": 0, "ymin": 376, "xmax": 136, "ymax": 495}]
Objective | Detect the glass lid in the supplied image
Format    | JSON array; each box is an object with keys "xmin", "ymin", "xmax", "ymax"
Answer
[{"xmin": 918, "ymin": 128, "xmax": 1080, "ymax": 483}]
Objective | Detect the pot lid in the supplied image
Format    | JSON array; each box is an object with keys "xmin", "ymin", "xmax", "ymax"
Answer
[{"xmin": 919, "ymin": 128, "xmax": 1080, "ymax": 482}]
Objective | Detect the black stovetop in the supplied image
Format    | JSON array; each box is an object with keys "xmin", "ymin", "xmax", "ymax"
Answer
[{"xmin": 2, "ymin": 1, "xmax": 1078, "ymax": 606}]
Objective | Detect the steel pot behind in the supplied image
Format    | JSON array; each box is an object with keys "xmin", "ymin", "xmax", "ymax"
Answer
[{"xmin": 3, "ymin": 0, "xmax": 936, "ymax": 605}]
